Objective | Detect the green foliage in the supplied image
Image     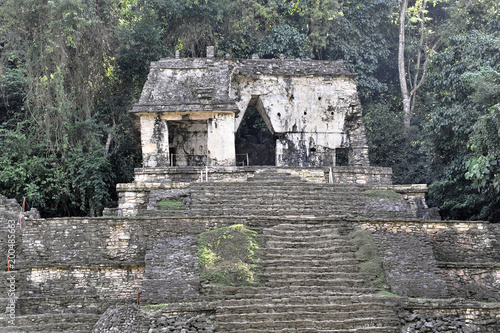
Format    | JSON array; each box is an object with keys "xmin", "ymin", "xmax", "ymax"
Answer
[
  {"xmin": 0, "ymin": 0, "xmax": 498, "ymax": 223},
  {"xmin": 0, "ymin": 0, "xmax": 138, "ymax": 216},
  {"xmin": 424, "ymin": 29, "xmax": 500, "ymax": 222},
  {"xmin": 365, "ymin": 190, "xmax": 401, "ymax": 201},
  {"xmin": 157, "ymin": 198, "xmax": 185, "ymax": 210},
  {"xmin": 465, "ymin": 105, "xmax": 500, "ymax": 193},
  {"xmin": 376, "ymin": 290, "xmax": 400, "ymax": 297},
  {"xmin": 0, "ymin": 67, "xmax": 25, "ymax": 124},
  {"xmin": 198, "ymin": 224, "xmax": 262, "ymax": 286},
  {"xmin": 257, "ymin": 24, "xmax": 309, "ymax": 59},
  {"xmin": 364, "ymin": 101, "xmax": 431, "ymax": 184},
  {"xmin": 348, "ymin": 229, "xmax": 388, "ymax": 290},
  {"xmin": 0, "ymin": 120, "xmax": 113, "ymax": 216},
  {"xmin": 325, "ymin": 0, "xmax": 399, "ymax": 100}
]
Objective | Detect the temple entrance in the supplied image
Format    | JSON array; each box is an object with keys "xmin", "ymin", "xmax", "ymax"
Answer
[
  {"xmin": 335, "ymin": 148, "xmax": 349, "ymax": 166},
  {"xmin": 168, "ymin": 120, "xmax": 208, "ymax": 166},
  {"xmin": 235, "ymin": 106, "xmax": 278, "ymax": 166}
]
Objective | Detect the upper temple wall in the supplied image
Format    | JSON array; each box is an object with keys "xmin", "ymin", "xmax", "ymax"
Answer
[{"xmin": 131, "ymin": 58, "xmax": 356, "ymax": 114}]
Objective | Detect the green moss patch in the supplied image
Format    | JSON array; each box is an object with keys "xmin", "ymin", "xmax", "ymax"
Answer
[
  {"xmin": 365, "ymin": 189, "xmax": 401, "ymax": 201},
  {"xmin": 348, "ymin": 229, "xmax": 389, "ymax": 290},
  {"xmin": 376, "ymin": 290, "xmax": 400, "ymax": 297},
  {"xmin": 157, "ymin": 198, "xmax": 185, "ymax": 210},
  {"xmin": 198, "ymin": 224, "xmax": 262, "ymax": 286}
]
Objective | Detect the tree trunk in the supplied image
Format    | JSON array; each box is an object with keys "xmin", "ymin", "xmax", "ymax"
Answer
[{"xmin": 398, "ymin": 0, "xmax": 411, "ymax": 134}]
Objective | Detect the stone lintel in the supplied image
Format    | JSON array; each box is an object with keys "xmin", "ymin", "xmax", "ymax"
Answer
[{"xmin": 131, "ymin": 104, "xmax": 238, "ymax": 114}]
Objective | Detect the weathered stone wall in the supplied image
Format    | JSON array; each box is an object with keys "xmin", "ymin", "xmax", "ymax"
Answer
[
  {"xmin": 14, "ymin": 217, "xmax": 219, "ymax": 320},
  {"xmin": 92, "ymin": 303, "xmax": 215, "ymax": 333},
  {"xmin": 358, "ymin": 220, "xmax": 500, "ymax": 301},
  {"xmin": 229, "ymin": 72, "xmax": 367, "ymax": 166},
  {"xmin": 439, "ymin": 263, "xmax": 500, "ymax": 302},
  {"xmin": 130, "ymin": 166, "xmax": 394, "ymax": 184},
  {"xmin": 18, "ymin": 216, "xmax": 500, "ymax": 305},
  {"xmin": 398, "ymin": 299, "xmax": 500, "ymax": 333},
  {"xmin": 428, "ymin": 223, "xmax": 500, "ymax": 263},
  {"xmin": 373, "ymin": 232, "xmax": 448, "ymax": 298},
  {"xmin": 3, "ymin": 190, "xmax": 500, "ymax": 331},
  {"xmin": 141, "ymin": 236, "xmax": 200, "ymax": 304},
  {"xmin": 115, "ymin": 182, "xmax": 190, "ymax": 216}
]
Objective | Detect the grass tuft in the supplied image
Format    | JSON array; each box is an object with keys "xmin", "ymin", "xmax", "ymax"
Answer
[
  {"xmin": 157, "ymin": 198, "xmax": 185, "ymax": 210},
  {"xmin": 365, "ymin": 189, "xmax": 401, "ymax": 201}
]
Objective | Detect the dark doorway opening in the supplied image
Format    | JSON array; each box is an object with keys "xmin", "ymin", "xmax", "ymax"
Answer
[
  {"xmin": 235, "ymin": 106, "xmax": 278, "ymax": 166},
  {"xmin": 335, "ymin": 148, "xmax": 349, "ymax": 166}
]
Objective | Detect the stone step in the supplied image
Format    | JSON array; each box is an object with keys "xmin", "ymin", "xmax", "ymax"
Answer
[
  {"xmin": 17, "ymin": 295, "xmax": 121, "ymax": 314},
  {"xmin": 192, "ymin": 192, "xmax": 366, "ymax": 199},
  {"xmin": 3, "ymin": 328, "xmax": 90, "ymax": 333},
  {"xmin": 215, "ymin": 326, "xmax": 399, "ymax": 333},
  {"xmin": 189, "ymin": 208, "xmax": 363, "ymax": 216},
  {"xmin": 215, "ymin": 317, "xmax": 398, "ymax": 331},
  {"xmin": 216, "ymin": 309, "xmax": 396, "ymax": 322},
  {"xmin": 213, "ymin": 287, "xmax": 379, "ymax": 299},
  {"xmin": 260, "ymin": 271, "xmax": 362, "ymax": 281},
  {"xmin": 190, "ymin": 183, "xmax": 365, "ymax": 190},
  {"xmin": 247, "ymin": 177, "xmax": 305, "ymax": 182},
  {"xmin": 265, "ymin": 240, "xmax": 353, "ymax": 249},
  {"xmin": 260, "ymin": 258, "xmax": 360, "ymax": 268},
  {"xmin": 263, "ymin": 233, "xmax": 342, "ymax": 241},
  {"xmin": 191, "ymin": 196, "xmax": 362, "ymax": 204},
  {"xmin": 190, "ymin": 195, "xmax": 365, "ymax": 202},
  {"xmin": 263, "ymin": 265, "xmax": 359, "ymax": 274},
  {"xmin": 184, "ymin": 211, "xmax": 351, "ymax": 220},
  {"xmin": 264, "ymin": 278, "xmax": 366, "ymax": 288},
  {"xmin": 186, "ymin": 209, "xmax": 360, "ymax": 217},
  {"xmin": 191, "ymin": 198, "xmax": 365, "ymax": 205},
  {"xmin": 192, "ymin": 185, "xmax": 364, "ymax": 192},
  {"xmin": 264, "ymin": 223, "xmax": 343, "ymax": 231},
  {"xmin": 217, "ymin": 299, "xmax": 396, "ymax": 311},
  {"xmin": 207, "ymin": 286, "xmax": 381, "ymax": 297},
  {"xmin": 259, "ymin": 249, "xmax": 357, "ymax": 257},
  {"xmin": 211, "ymin": 220, "xmax": 399, "ymax": 332}
]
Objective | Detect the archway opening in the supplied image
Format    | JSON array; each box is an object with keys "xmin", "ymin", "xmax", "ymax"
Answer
[{"xmin": 235, "ymin": 106, "xmax": 278, "ymax": 166}]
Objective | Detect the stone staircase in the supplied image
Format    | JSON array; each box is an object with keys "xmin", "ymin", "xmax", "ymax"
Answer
[
  {"xmin": 188, "ymin": 177, "xmax": 414, "ymax": 219},
  {"xmin": 189, "ymin": 182, "xmax": 366, "ymax": 217},
  {"xmin": 210, "ymin": 223, "xmax": 400, "ymax": 332},
  {"xmin": 136, "ymin": 168, "xmax": 415, "ymax": 220}
]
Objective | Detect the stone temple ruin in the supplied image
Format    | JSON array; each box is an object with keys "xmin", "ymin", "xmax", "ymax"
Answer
[
  {"xmin": 132, "ymin": 46, "xmax": 368, "ymax": 169},
  {"xmin": 2, "ymin": 49, "xmax": 500, "ymax": 333}
]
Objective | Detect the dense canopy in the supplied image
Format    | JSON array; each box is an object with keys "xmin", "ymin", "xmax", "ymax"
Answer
[{"xmin": 0, "ymin": 0, "xmax": 499, "ymax": 221}]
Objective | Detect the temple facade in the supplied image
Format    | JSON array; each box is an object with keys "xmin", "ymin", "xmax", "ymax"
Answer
[{"xmin": 131, "ymin": 48, "xmax": 369, "ymax": 168}]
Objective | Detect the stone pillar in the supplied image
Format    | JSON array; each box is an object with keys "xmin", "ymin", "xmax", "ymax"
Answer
[
  {"xmin": 140, "ymin": 114, "xmax": 170, "ymax": 168},
  {"xmin": 207, "ymin": 113, "xmax": 235, "ymax": 166},
  {"xmin": 206, "ymin": 46, "xmax": 215, "ymax": 58},
  {"xmin": 346, "ymin": 105, "xmax": 370, "ymax": 167}
]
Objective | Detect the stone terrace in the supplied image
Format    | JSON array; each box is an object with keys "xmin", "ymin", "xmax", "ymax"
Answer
[
  {"xmin": 2, "ymin": 170, "xmax": 500, "ymax": 332},
  {"xmin": 124, "ymin": 168, "xmax": 426, "ymax": 220}
]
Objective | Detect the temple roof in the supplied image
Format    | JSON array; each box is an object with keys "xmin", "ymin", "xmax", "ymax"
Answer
[{"xmin": 131, "ymin": 57, "xmax": 355, "ymax": 114}]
